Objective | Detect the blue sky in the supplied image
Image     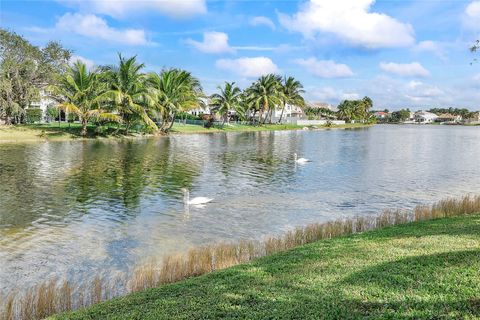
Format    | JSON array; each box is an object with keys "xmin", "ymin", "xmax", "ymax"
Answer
[{"xmin": 1, "ymin": 0, "xmax": 479, "ymax": 109}]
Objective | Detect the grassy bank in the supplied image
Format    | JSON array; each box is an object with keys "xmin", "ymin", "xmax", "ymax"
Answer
[
  {"xmin": 2, "ymin": 196, "xmax": 479, "ymax": 319},
  {"xmin": 52, "ymin": 210, "xmax": 480, "ymax": 319},
  {"xmin": 0, "ymin": 122, "xmax": 371, "ymax": 144},
  {"xmin": 171, "ymin": 122, "xmax": 370, "ymax": 134},
  {"xmin": 0, "ymin": 123, "xmax": 138, "ymax": 143}
]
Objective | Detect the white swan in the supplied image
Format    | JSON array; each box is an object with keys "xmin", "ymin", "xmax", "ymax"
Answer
[
  {"xmin": 182, "ymin": 188, "xmax": 213, "ymax": 205},
  {"xmin": 294, "ymin": 153, "xmax": 310, "ymax": 164}
]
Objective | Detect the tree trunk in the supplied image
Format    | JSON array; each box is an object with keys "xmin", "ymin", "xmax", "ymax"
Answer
[
  {"xmin": 262, "ymin": 101, "xmax": 270, "ymax": 124},
  {"xmin": 81, "ymin": 118, "xmax": 88, "ymax": 136},
  {"xmin": 268, "ymin": 108, "xmax": 274, "ymax": 124},
  {"xmin": 278, "ymin": 103, "xmax": 286, "ymax": 123},
  {"xmin": 251, "ymin": 110, "xmax": 257, "ymax": 125},
  {"xmin": 262, "ymin": 109, "xmax": 270, "ymax": 124},
  {"xmin": 164, "ymin": 112, "xmax": 176, "ymax": 133}
]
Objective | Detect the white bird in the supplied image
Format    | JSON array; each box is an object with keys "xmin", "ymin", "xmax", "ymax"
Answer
[
  {"xmin": 294, "ymin": 153, "xmax": 310, "ymax": 164},
  {"xmin": 181, "ymin": 188, "xmax": 213, "ymax": 205}
]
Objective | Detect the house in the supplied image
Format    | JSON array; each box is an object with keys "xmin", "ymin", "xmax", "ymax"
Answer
[
  {"xmin": 273, "ymin": 104, "xmax": 304, "ymax": 122},
  {"xmin": 28, "ymin": 89, "xmax": 57, "ymax": 122},
  {"xmin": 414, "ymin": 111, "xmax": 438, "ymax": 123},
  {"xmin": 374, "ymin": 111, "xmax": 389, "ymax": 120},
  {"xmin": 187, "ymin": 98, "xmax": 210, "ymax": 117},
  {"xmin": 435, "ymin": 113, "xmax": 461, "ymax": 123}
]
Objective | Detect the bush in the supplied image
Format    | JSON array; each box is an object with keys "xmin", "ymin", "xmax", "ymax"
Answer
[
  {"xmin": 175, "ymin": 112, "xmax": 203, "ymax": 120},
  {"xmin": 46, "ymin": 106, "xmax": 58, "ymax": 121},
  {"xmin": 67, "ymin": 113, "xmax": 78, "ymax": 123},
  {"xmin": 25, "ymin": 108, "xmax": 43, "ymax": 123}
]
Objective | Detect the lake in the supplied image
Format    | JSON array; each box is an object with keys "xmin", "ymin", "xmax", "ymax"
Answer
[{"xmin": 1, "ymin": 125, "xmax": 480, "ymax": 293}]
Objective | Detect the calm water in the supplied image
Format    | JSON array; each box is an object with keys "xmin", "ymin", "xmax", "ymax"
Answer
[{"xmin": 1, "ymin": 125, "xmax": 480, "ymax": 293}]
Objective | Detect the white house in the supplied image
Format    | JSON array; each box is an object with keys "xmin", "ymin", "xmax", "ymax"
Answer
[
  {"xmin": 273, "ymin": 104, "xmax": 303, "ymax": 122},
  {"xmin": 28, "ymin": 89, "xmax": 56, "ymax": 122},
  {"xmin": 414, "ymin": 111, "xmax": 438, "ymax": 123}
]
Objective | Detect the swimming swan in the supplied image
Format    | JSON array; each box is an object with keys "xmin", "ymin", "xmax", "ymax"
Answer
[
  {"xmin": 182, "ymin": 188, "xmax": 213, "ymax": 205},
  {"xmin": 294, "ymin": 153, "xmax": 310, "ymax": 164}
]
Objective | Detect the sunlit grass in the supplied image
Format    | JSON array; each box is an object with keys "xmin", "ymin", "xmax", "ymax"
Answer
[
  {"xmin": 0, "ymin": 122, "xmax": 371, "ymax": 143},
  {"xmin": 170, "ymin": 122, "xmax": 370, "ymax": 134},
  {"xmin": 1, "ymin": 195, "xmax": 479, "ymax": 319}
]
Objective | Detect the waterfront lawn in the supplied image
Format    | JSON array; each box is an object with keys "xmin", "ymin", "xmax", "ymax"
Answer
[
  {"xmin": 0, "ymin": 122, "xmax": 371, "ymax": 143},
  {"xmin": 170, "ymin": 123, "xmax": 305, "ymax": 133},
  {"xmin": 54, "ymin": 214, "xmax": 480, "ymax": 320},
  {"xmin": 0, "ymin": 123, "xmax": 125, "ymax": 142},
  {"xmin": 171, "ymin": 122, "xmax": 370, "ymax": 134}
]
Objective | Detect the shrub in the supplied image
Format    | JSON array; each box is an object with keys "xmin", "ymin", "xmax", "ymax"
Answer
[
  {"xmin": 175, "ymin": 112, "xmax": 202, "ymax": 121},
  {"xmin": 67, "ymin": 113, "xmax": 78, "ymax": 123},
  {"xmin": 25, "ymin": 108, "xmax": 43, "ymax": 123},
  {"xmin": 46, "ymin": 107, "xmax": 58, "ymax": 122}
]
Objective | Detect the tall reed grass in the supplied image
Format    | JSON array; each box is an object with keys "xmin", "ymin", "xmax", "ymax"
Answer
[{"xmin": 1, "ymin": 195, "xmax": 479, "ymax": 320}]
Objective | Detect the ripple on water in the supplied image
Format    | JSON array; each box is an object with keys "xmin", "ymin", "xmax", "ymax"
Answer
[{"xmin": 1, "ymin": 125, "xmax": 480, "ymax": 293}]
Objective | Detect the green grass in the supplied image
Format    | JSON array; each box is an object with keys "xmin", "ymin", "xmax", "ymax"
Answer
[
  {"xmin": 170, "ymin": 122, "xmax": 371, "ymax": 134},
  {"xmin": 53, "ymin": 214, "xmax": 480, "ymax": 320},
  {"xmin": 0, "ymin": 123, "xmax": 131, "ymax": 143},
  {"xmin": 0, "ymin": 122, "xmax": 372, "ymax": 143}
]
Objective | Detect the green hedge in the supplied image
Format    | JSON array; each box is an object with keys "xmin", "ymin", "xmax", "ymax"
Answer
[
  {"xmin": 175, "ymin": 112, "xmax": 204, "ymax": 120},
  {"xmin": 25, "ymin": 108, "xmax": 43, "ymax": 123}
]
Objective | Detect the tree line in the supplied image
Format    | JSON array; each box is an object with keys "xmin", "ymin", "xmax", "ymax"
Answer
[
  {"xmin": 0, "ymin": 29, "xmax": 71, "ymax": 124},
  {"xmin": 1, "ymin": 29, "xmax": 310, "ymax": 135},
  {"xmin": 303, "ymin": 97, "xmax": 375, "ymax": 123},
  {"xmin": 1, "ymin": 29, "xmax": 377, "ymax": 136}
]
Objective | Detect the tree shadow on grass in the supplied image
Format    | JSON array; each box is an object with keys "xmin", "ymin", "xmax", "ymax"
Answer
[
  {"xmin": 341, "ymin": 250, "xmax": 480, "ymax": 319},
  {"xmin": 61, "ymin": 222, "xmax": 480, "ymax": 320},
  {"xmin": 66, "ymin": 249, "xmax": 480, "ymax": 320}
]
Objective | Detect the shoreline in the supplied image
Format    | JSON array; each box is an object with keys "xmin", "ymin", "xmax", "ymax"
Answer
[
  {"xmin": 55, "ymin": 212, "xmax": 480, "ymax": 320},
  {"xmin": 2, "ymin": 195, "xmax": 479, "ymax": 319},
  {"xmin": 0, "ymin": 123, "xmax": 373, "ymax": 145}
]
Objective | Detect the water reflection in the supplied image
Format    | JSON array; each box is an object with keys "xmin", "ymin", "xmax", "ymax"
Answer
[{"xmin": 1, "ymin": 125, "xmax": 480, "ymax": 292}]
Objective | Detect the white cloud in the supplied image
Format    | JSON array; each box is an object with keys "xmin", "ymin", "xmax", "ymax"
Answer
[
  {"xmin": 59, "ymin": 0, "xmax": 207, "ymax": 18},
  {"xmin": 250, "ymin": 16, "xmax": 276, "ymax": 30},
  {"xmin": 404, "ymin": 80, "xmax": 444, "ymax": 102},
  {"xmin": 233, "ymin": 46, "xmax": 276, "ymax": 51},
  {"xmin": 215, "ymin": 57, "xmax": 279, "ymax": 78},
  {"xmin": 413, "ymin": 41, "xmax": 447, "ymax": 61},
  {"xmin": 278, "ymin": 0, "xmax": 415, "ymax": 48},
  {"xmin": 56, "ymin": 13, "xmax": 149, "ymax": 45},
  {"xmin": 307, "ymin": 86, "xmax": 359, "ymax": 103},
  {"xmin": 464, "ymin": 1, "xmax": 480, "ymax": 29},
  {"xmin": 415, "ymin": 40, "xmax": 439, "ymax": 52},
  {"xmin": 379, "ymin": 62, "xmax": 430, "ymax": 77},
  {"xmin": 361, "ymin": 75, "xmax": 450, "ymax": 108},
  {"xmin": 294, "ymin": 58, "xmax": 354, "ymax": 78},
  {"xmin": 69, "ymin": 55, "xmax": 95, "ymax": 69},
  {"xmin": 185, "ymin": 32, "xmax": 234, "ymax": 53}
]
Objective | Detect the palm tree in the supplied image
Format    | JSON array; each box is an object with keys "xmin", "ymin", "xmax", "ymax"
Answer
[
  {"xmin": 246, "ymin": 74, "xmax": 283, "ymax": 124},
  {"xmin": 148, "ymin": 68, "xmax": 203, "ymax": 133},
  {"xmin": 99, "ymin": 54, "xmax": 156, "ymax": 134},
  {"xmin": 210, "ymin": 82, "xmax": 242, "ymax": 124},
  {"xmin": 51, "ymin": 61, "xmax": 120, "ymax": 136},
  {"xmin": 278, "ymin": 76, "xmax": 305, "ymax": 123},
  {"xmin": 337, "ymin": 100, "xmax": 356, "ymax": 123},
  {"xmin": 361, "ymin": 96, "xmax": 373, "ymax": 121}
]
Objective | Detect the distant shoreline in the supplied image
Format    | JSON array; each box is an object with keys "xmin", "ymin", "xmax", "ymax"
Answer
[{"xmin": 0, "ymin": 123, "xmax": 372, "ymax": 144}]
